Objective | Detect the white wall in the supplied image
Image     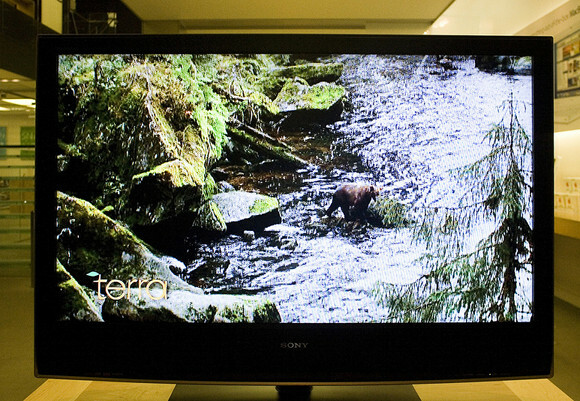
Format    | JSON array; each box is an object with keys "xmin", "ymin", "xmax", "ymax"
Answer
[
  {"xmin": 555, "ymin": 130, "xmax": 580, "ymax": 193},
  {"xmin": 41, "ymin": 0, "xmax": 63, "ymax": 33},
  {"xmin": 427, "ymin": 0, "xmax": 569, "ymax": 35},
  {"xmin": 0, "ymin": 114, "xmax": 35, "ymax": 145},
  {"xmin": 429, "ymin": 0, "xmax": 580, "ymax": 307}
]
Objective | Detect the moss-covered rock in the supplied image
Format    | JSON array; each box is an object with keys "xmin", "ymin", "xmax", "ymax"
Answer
[
  {"xmin": 56, "ymin": 259, "xmax": 103, "ymax": 322},
  {"xmin": 210, "ymin": 55, "xmax": 284, "ymax": 121},
  {"xmin": 275, "ymin": 78, "xmax": 345, "ymax": 112},
  {"xmin": 102, "ymin": 289, "xmax": 281, "ymax": 323},
  {"xmin": 56, "ymin": 191, "xmax": 281, "ymax": 323},
  {"xmin": 257, "ymin": 62, "xmax": 343, "ymax": 99},
  {"xmin": 271, "ymin": 62, "xmax": 344, "ymax": 85},
  {"xmin": 250, "ymin": 196, "xmax": 279, "ymax": 214},
  {"xmin": 192, "ymin": 201, "xmax": 228, "ymax": 233},
  {"xmin": 58, "ymin": 55, "xmax": 228, "ymax": 221},
  {"xmin": 126, "ymin": 158, "xmax": 213, "ymax": 227},
  {"xmin": 56, "ymin": 191, "xmax": 195, "ymax": 289},
  {"xmin": 208, "ymin": 191, "xmax": 282, "ymax": 233},
  {"xmin": 274, "ymin": 78, "xmax": 346, "ymax": 129},
  {"xmin": 248, "ymin": 91, "xmax": 280, "ymax": 116},
  {"xmin": 122, "ymin": 157, "xmax": 225, "ymax": 249}
]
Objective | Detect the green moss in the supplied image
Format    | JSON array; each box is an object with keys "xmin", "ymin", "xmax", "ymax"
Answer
[
  {"xmin": 149, "ymin": 102, "xmax": 178, "ymax": 147},
  {"xmin": 56, "ymin": 259, "xmax": 103, "ymax": 322},
  {"xmin": 191, "ymin": 107, "xmax": 228, "ymax": 162},
  {"xmin": 56, "ymin": 191, "xmax": 152, "ymax": 280},
  {"xmin": 217, "ymin": 299, "xmax": 281, "ymax": 323},
  {"xmin": 274, "ymin": 79, "xmax": 345, "ymax": 111},
  {"xmin": 252, "ymin": 300, "xmax": 281, "ymax": 323},
  {"xmin": 249, "ymin": 91, "xmax": 280, "ymax": 115},
  {"xmin": 202, "ymin": 173, "xmax": 218, "ymax": 200},
  {"xmin": 307, "ymin": 83, "xmax": 346, "ymax": 110},
  {"xmin": 250, "ymin": 197, "xmax": 279, "ymax": 215},
  {"xmin": 132, "ymin": 159, "xmax": 205, "ymax": 188},
  {"xmin": 194, "ymin": 201, "xmax": 227, "ymax": 232},
  {"xmin": 220, "ymin": 303, "xmax": 248, "ymax": 322},
  {"xmin": 255, "ymin": 75, "xmax": 289, "ymax": 99}
]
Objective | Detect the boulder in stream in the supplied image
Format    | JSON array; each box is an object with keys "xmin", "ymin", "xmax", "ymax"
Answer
[
  {"xmin": 209, "ymin": 191, "xmax": 282, "ymax": 233},
  {"xmin": 258, "ymin": 62, "xmax": 344, "ymax": 99},
  {"xmin": 274, "ymin": 78, "xmax": 345, "ymax": 129},
  {"xmin": 121, "ymin": 156, "xmax": 228, "ymax": 254},
  {"xmin": 270, "ymin": 62, "xmax": 344, "ymax": 85},
  {"xmin": 127, "ymin": 158, "xmax": 212, "ymax": 226}
]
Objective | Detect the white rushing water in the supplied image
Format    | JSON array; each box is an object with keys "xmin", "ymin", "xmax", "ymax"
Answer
[{"xmin": 187, "ymin": 55, "xmax": 534, "ymax": 323}]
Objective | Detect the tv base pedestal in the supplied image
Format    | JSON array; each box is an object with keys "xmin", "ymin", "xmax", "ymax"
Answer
[
  {"xmin": 24, "ymin": 379, "xmax": 572, "ymax": 401},
  {"xmin": 170, "ymin": 383, "xmax": 421, "ymax": 400}
]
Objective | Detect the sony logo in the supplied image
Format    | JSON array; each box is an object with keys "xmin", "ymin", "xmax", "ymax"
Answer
[{"xmin": 280, "ymin": 342, "xmax": 309, "ymax": 349}]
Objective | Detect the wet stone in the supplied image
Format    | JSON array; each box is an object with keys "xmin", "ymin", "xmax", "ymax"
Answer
[{"xmin": 210, "ymin": 191, "xmax": 282, "ymax": 233}]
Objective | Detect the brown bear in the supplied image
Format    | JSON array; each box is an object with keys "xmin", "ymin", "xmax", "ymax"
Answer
[{"xmin": 326, "ymin": 184, "xmax": 378, "ymax": 221}]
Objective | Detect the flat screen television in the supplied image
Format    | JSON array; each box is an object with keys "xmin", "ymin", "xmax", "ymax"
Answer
[{"xmin": 35, "ymin": 34, "xmax": 554, "ymax": 394}]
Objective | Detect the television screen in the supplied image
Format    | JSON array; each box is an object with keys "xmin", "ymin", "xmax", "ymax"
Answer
[{"xmin": 35, "ymin": 34, "xmax": 553, "ymax": 385}]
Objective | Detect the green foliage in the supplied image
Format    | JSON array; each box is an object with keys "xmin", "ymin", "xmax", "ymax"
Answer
[
  {"xmin": 220, "ymin": 303, "xmax": 248, "ymax": 322},
  {"xmin": 57, "ymin": 54, "xmax": 233, "ymax": 215},
  {"xmin": 375, "ymin": 90, "xmax": 533, "ymax": 322},
  {"xmin": 253, "ymin": 300, "xmax": 282, "ymax": 323},
  {"xmin": 372, "ymin": 196, "xmax": 412, "ymax": 228},
  {"xmin": 210, "ymin": 54, "xmax": 286, "ymax": 125},
  {"xmin": 185, "ymin": 303, "xmax": 217, "ymax": 323},
  {"xmin": 57, "ymin": 52, "xmax": 339, "ymax": 241}
]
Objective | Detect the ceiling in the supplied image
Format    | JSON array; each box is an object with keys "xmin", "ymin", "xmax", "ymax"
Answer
[
  {"xmin": 122, "ymin": 0, "xmax": 455, "ymax": 33},
  {"xmin": 0, "ymin": 69, "xmax": 36, "ymax": 115},
  {"xmin": 1, "ymin": 0, "xmax": 455, "ymax": 116}
]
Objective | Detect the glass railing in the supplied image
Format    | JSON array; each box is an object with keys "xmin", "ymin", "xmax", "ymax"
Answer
[{"xmin": 0, "ymin": 145, "xmax": 34, "ymax": 274}]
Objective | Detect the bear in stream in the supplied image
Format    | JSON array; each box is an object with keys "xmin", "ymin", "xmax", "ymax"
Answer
[{"xmin": 326, "ymin": 184, "xmax": 378, "ymax": 221}]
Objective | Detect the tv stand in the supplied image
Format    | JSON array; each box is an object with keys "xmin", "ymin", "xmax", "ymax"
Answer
[
  {"xmin": 24, "ymin": 378, "xmax": 573, "ymax": 401},
  {"xmin": 170, "ymin": 383, "xmax": 421, "ymax": 400}
]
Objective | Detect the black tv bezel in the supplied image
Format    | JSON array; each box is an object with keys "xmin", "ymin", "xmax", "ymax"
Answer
[{"xmin": 35, "ymin": 34, "xmax": 554, "ymax": 384}]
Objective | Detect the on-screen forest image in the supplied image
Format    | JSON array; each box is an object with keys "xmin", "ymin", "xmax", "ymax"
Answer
[{"xmin": 54, "ymin": 52, "xmax": 534, "ymax": 324}]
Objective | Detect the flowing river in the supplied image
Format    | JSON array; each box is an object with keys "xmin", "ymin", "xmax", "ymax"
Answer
[{"xmin": 182, "ymin": 55, "xmax": 533, "ymax": 323}]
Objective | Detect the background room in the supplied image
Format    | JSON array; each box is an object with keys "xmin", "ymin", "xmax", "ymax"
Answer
[{"xmin": 1, "ymin": 0, "xmax": 579, "ymax": 400}]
